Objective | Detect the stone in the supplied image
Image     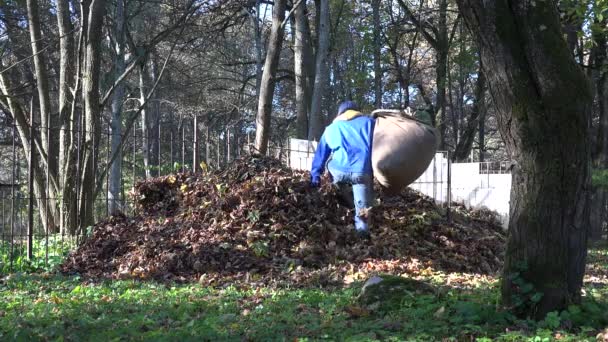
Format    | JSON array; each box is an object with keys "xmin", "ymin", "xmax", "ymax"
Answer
[{"xmin": 357, "ymin": 274, "xmax": 436, "ymax": 312}]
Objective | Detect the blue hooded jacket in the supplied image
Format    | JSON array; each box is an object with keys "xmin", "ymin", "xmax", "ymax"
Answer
[{"xmin": 310, "ymin": 111, "xmax": 375, "ymax": 183}]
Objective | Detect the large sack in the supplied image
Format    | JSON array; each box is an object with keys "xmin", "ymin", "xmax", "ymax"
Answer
[{"xmin": 372, "ymin": 109, "xmax": 438, "ymax": 194}]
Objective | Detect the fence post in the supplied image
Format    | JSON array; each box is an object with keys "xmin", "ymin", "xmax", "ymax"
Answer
[
  {"xmin": 193, "ymin": 116, "xmax": 199, "ymax": 173},
  {"xmin": 10, "ymin": 123, "xmax": 16, "ymax": 270},
  {"xmin": 27, "ymin": 104, "xmax": 34, "ymax": 259},
  {"xmin": 158, "ymin": 119, "xmax": 162, "ymax": 176},
  {"xmin": 181, "ymin": 123, "xmax": 185, "ymax": 172},
  {"xmin": 447, "ymin": 150, "xmax": 452, "ymax": 224}
]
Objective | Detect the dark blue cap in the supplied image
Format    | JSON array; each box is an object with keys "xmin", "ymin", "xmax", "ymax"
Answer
[{"xmin": 337, "ymin": 101, "xmax": 359, "ymax": 115}]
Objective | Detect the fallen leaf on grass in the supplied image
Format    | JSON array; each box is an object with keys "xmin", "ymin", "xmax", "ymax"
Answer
[{"xmin": 344, "ymin": 305, "xmax": 370, "ymax": 318}]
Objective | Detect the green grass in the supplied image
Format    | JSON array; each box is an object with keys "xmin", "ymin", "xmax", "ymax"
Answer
[
  {"xmin": 0, "ymin": 245, "xmax": 606, "ymax": 341},
  {"xmin": 0, "ymin": 236, "xmax": 76, "ymax": 274}
]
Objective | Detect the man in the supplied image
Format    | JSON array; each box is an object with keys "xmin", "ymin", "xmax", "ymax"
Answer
[{"xmin": 310, "ymin": 101, "xmax": 375, "ymax": 239}]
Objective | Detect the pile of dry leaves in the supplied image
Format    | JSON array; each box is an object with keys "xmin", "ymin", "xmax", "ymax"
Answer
[{"xmin": 61, "ymin": 155, "xmax": 506, "ymax": 287}]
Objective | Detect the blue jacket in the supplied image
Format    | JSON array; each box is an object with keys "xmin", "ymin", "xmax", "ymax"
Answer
[{"xmin": 310, "ymin": 111, "xmax": 375, "ymax": 183}]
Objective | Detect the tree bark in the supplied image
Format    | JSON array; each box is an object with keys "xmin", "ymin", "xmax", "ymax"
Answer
[
  {"xmin": 307, "ymin": 0, "xmax": 330, "ymax": 141},
  {"xmin": 589, "ymin": 17, "xmax": 608, "ymax": 241},
  {"xmin": 293, "ymin": 0, "xmax": 314, "ymax": 139},
  {"xmin": 148, "ymin": 59, "xmax": 161, "ymax": 177},
  {"xmin": 79, "ymin": 0, "xmax": 106, "ymax": 229},
  {"xmin": 372, "ymin": 0, "xmax": 382, "ymax": 108},
  {"xmin": 56, "ymin": 0, "xmax": 79, "ymax": 229},
  {"xmin": 453, "ymin": 63, "xmax": 486, "ymax": 162},
  {"xmin": 457, "ymin": 0, "xmax": 592, "ymax": 319},
  {"xmin": 435, "ymin": 0, "xmax": 449, "ymax": 149},
  {"xmin": 254, "ymin": 0, "xmax": 286, "ymax": 154},
  {"xmin": 253, "ymin": 0, "xmax": 264, "ymax": 99},
  {"xmin": 109, "ymin": 0, "xmax": 126, "ymax": 215},
  {"xmin": 26, "ymin": 0, "xmax": 56, "ymax": 175},
  {"xmin": 478, "ymin": 103, "xmax": 486, "ymax": 162},
  {"xmin": 139, "ymin": 63, "xmax": 152, "ymax": 179}
]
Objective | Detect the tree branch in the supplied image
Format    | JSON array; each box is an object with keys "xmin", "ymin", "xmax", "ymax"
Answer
[{"xmin": 94, "ymin": 30, "xmax": 181, "ymax": 198}]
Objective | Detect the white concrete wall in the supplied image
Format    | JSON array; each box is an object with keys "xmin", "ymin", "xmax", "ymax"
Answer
[
  {"xmin": 288, "ymin": 139, "xmax": 511, "ymax": 228},
  {"xmin": 450, "ymin": 164, "xmax": 511, "ymax": 227},
  {"xmin": 289, "ymin": 139, "xmax": 317, "ymax": 171}
]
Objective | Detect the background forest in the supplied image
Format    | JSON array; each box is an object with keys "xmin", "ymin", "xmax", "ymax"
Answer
[{"xmin": 1, "ymin": 0, "xmax": 608, "ymax": 340}]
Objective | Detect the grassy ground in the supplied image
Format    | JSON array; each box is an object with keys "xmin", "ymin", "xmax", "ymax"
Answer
[{"xmin": 0, "ymin": 246, "xmax": 606, "ymax": 341}]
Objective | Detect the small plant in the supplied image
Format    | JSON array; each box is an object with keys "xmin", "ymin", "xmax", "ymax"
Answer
[
  {"xmin": 247, "ymin": 210, "xmax": 260, "ymax": 223},
  {"xmin": 505, "ymin": 263, "xmax": 544, "ymax": 317},
  {"xmin": 250, "ymin": 240, "xmax": 269, "ymax": 257},
  {"xmin": 0, "ymin": 236, "xmax": 75, "ymax": 274},
  {"xmin": 215, "ymin": 183, "xmax": 228, "ymax": 196}
]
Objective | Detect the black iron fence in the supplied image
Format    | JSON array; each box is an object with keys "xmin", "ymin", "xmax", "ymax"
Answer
[{"xmin": 0, "ymin": 116, "xmax": 287, "ymax": 273}]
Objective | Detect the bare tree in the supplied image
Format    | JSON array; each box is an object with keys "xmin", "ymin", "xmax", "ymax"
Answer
[
  {"xmin": 109, "ymin": 0, "xmax": 127, "ymax": 215},
  {"xmin": 293, "ymin": 0, "xmax": 314, "ymax": 139},
  {"xmin": 307, "ymin": 0, "xmax": 330, "ymax": 141},
  {"xmin": 254, "ymin": 0, "xmax": 287, "ymax": 154}
]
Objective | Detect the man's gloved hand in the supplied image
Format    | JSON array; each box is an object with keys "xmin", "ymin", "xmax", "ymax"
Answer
[{"xmin": 310, "ymin": 176, "xmax": 320, "ymax": 188}]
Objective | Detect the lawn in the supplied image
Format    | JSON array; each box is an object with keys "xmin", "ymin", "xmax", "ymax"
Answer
[{"xmin": 0, "ymin": 246, "xmax": 606, "ymax": 341}]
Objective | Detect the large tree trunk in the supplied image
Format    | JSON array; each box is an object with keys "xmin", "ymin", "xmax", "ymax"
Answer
[
  {"xmin": 589, "ymin": 17, "xmax": 608, "ymax": 241},
  {"xmin": 79, "ymin": 0, "xmax": 106, "ymax": 229},
  {"xmin": 56, "ymin": 0, "xmax": 79, "ymax": 231},
  {"xmin": 372, "ymin": 0, "xmax": 382, "ymax": 108},
  {"xmin": 26, "ymin": 0, "xmax": 61, "ymax": 233},
  {"xmin": 307, "ymin": 0, "xmax": 330, "ymax": 141},
  {"xmin": 457, "ymin": 0, "xmax": 592, "ymax": 319},
  {"xmin": 591, "ymin": 72, "xmax": 608, "ymax": 239},
  {"xmin": 109, "ymin": 0, "xmax": 126, "ymax": 215},
  {"xmin": 293, "ymin": 0, "xmax": 314, "ymax": 139},
  {"xmin": 254, "ymin": 0, "xmax": 286, "ymax": 155}
]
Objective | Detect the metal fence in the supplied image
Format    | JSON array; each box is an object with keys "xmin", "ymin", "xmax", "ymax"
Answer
[
  {"xmin": 0, "ymin": 117, "xmax": 263, "ymax": 273},
  {"xmin": 0, "ymin": 120, "xmax": 513, "ymax": 272}
]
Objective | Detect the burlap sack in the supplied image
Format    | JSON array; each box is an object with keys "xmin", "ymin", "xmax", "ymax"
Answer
[{"xmin": 371, "ymin": 110, "xmax": 438, "ymax": 194}]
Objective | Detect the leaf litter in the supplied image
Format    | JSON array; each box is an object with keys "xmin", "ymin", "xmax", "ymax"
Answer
[{"xmin": 61, "ymin": 155, "xmax": 506, "ymax": 287}]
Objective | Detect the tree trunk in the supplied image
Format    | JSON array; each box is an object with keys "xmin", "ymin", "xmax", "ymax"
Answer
[
  {"xmin": 254, "ymin": 0, "xmax": 286, "ymax": 154},
  {"xmin": 435, "ymin": 0, "xmax": 448, "ymax": 149},
  {"xmin": 478, "ymin": 98, "xmax": 486, "ymax": 162},
  {"xmin": 79, "ymin": 0, "xmax": 106, "ymax": 229},
  {"xmin": 26, "ymin": 0, "xmax": 56, "ymax": 176},
  {"xmin": 109, "ymin": 0, "xmax": 126, "ymax": 215},
  {"xmin": 139, "ymin": 64, "xmax": 152, "ymax": 179},
  {"xmin": 589, "ymin": 18, "xmax": 608, "ymax": 241},
  {"xmin": 372, "ymin": 0, "xmax": 382, "ymax": 108},
  {"xmin": 148, "ymin": 59, "xmax": 161, "ymax": 177},
  {"xmin": 253, "ymin": 0, "xmax": 264, "ymax": 99},
  {"xmin": 457, "ymin": 0, "xmax": 592, "ymax": 319},
  {"xmin": 56, "ymin": 0, "xmax": 79, "ymax": 229},
  {"xmin": 293, "ymin": 0, "xmax": 314, "ymax": 139},
  {"xmin": 453, "ymin": 64, "xmax": 486, "ymax": 162},
  {"xmin": 307, "ymin": 0, "xmax": 330, "ymax": 141}
]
